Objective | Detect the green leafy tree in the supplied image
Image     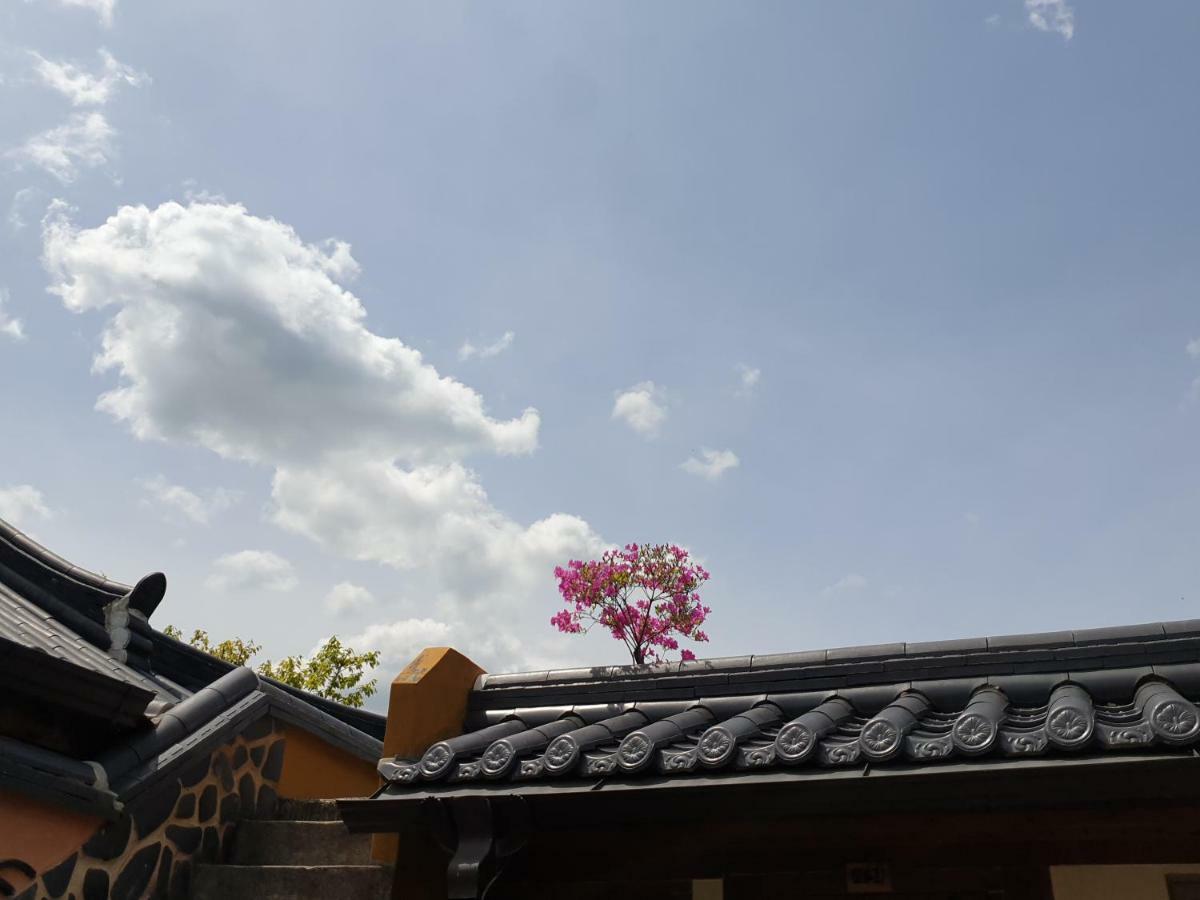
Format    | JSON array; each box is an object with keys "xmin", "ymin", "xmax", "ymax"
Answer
[
  {"xmin": 162, "ymin": 626, "xmax": 380, "ymax": 708},
  {"xmin": 163, "ymin": 626, "xmax": 261, "ymax": 666}
]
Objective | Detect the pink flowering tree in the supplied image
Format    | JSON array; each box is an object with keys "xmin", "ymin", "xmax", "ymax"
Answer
[{"xmin": 551, "ymin": 543, "xmax": 711, "ymax": 665}]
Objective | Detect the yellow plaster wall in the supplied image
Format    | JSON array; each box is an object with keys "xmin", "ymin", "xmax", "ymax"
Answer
[
  {"xmin": 274, "ymin": 724, "xmax": 379, "ymax": 799},
  {"xmin": 0, "ymin": 789, "xmax": 103, "ymax": 895},
  {"xmin": 1051, "ymin": 864, "xmax": 1200, "ymax": 900}
]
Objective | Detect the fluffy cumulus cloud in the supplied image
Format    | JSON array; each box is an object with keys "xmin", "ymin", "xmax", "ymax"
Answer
[
  {"xmin": 325, "ymin": 581, "xmax": 375, "ymax": 614},
  {"xmin": 43, "ymin": 199, "xmax": 605, "ymax": 669},
  {"xmin": 1025, "ymin": 0, "xmax": 1074, "ymax": 40},
  {"xmin": 0, "ymin": 485, "xmax": 52, "ymax": 524},
  {"xmin": 0, "ymin": 288, "xmax": 25, "ymax": 340},
  {"xmin": 680, "ymin": 448, "xmax": 739, "ymax": 481},
  {"xmin": 43, "ymin": 202, "xmax": 539, "ymax": 463},
  {"xmin": 138, "ymin": 475, "xmax": 240, "ymax": 525},
  {"xmin": 8, "ymin": 112, "xmax": 114, "ymax": 183},
  {"xmin": 205, "ymin": 550, "xmax": 298, "ymax": 593},
  {"xmin": 459, "ymin": 330, "xmax": 514, "ymax": 361},
  {"xmin": 30, "ymin": 49, "xmax": 147, "ymax": 107},
  {"xmin": 612, "ymin": 381, "xmax": 668, "ymax": 438}
]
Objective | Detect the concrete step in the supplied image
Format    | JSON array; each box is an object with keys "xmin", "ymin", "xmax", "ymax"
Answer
[
  {"xmin": 229, "ymin": 820, "xmax": 372, "ymax": 865},
  {"xmin": 191, "ymin": 864, "xmax": 391, "ymax": 900},
  {"xmin": 271, "ymin": 797, "xmax": 340, "ymax": 821}
]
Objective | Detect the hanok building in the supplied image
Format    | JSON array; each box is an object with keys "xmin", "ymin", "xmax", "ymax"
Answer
[
  {"xmin": 0, "ymin": 518, "xmax": 390, "ymax": 899},
  {"xmin": 8, "ymin": 509, "xmax": 1200, "ymax": 900},
  {"xmin": 344, "ymin": 625, "xmax": 1200, "ymax": 900}
]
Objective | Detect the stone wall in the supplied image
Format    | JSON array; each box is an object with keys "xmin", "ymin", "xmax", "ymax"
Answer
[{"xmin": 16, "ymin": 716, "xmax": 284, "ymax": 900}]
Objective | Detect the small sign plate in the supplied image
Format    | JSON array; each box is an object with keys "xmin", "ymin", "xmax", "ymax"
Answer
[{"xmin": 846, "ymin": 862, "xmax": 892, "ymax": 893}]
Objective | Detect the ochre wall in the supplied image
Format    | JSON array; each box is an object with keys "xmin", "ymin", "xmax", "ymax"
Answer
[
  {"xmin": 0, "ymin": 789, "xmax": 102, "ymax": 895},
  {"xmin": 274, "ymin": 724, "xmax": 378, "ymax": 799},
  {"xmin": 17, "ymin": 721, "xmax": 284, "ymax": 900},
  {"xmin": 1052, "ymin": 864, "xmax": 1200, "ymax": 900}
]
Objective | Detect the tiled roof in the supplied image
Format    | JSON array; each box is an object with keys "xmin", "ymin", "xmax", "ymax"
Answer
[
  {"xmin": 376, "ymin": 620, "xmax": 1200, "ymax": 794},
  {"xmin": 0, "ymin": 520, "xmax": 186, "ymax": 701},
  {"xmin": 0, "ymin": 578, "xmax": 179, "ymax": 699},
  {"xmin": 0, "ymin": 514, "xmax": 387, "ymax": 815},
  {"xmin": 0, "ymin": 516, "xmax": 385, "ymax": 737}
]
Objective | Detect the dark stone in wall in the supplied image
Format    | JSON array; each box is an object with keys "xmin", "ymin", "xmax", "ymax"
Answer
[
  {"xmin": 168, "ymin": 860, "xmax": 191, "ymax": 900},
  {"xmin": 232, "ymin": 745, "xmax": 248, "ymax": 769},
  {"xmin": 165, "ymin": 825, "xmax": 202, "ymax": 854},
  {"xmin": 111, "ymin": 843, "xmax": 160, "ymax": 900},
  {"xmin": 241, "ymin": 716, "xmax": 274, "ymax": 741},
  {"xmin": 175, "ymin": 793, "xmax": 195, "ymax": 819},
  {"xmin": 213, "ymin": 753, "xmax": 234, "ymax": 791},
  {"xmin": 238, "ymin": 772, "xmax": 256, "ymax": 811},
  {"xmin": 155, "ymin": 847, "xmax": 174, "ymax": 899},
  {"xmin": 42, "ymin": 852, "xmax": 76, "ymax": 898},
  {"xmin": 11, "ymin": 887, "xmax": 34, "ymax": 900},
  {"xmin": 200, "ymin": 826, "xmax": 219, "ymax": 863},
  {"xmin": 132, "ymin": 778, "xmax": 181, "ymax": 838},
  {"xmin": 256, "ymin": 783, "xmax": 278, "ymax": 819},
  {"xmin": 250, "ymin": 746, "xmax": 265, "ymax": 766},
  {"xmin": 262, "ymin": 738, "xmax": 286, "ymax": 781},
  {"xmin": 82, "ymin": 868, "xmax": 109, "ymax": 900},
  {"xmin": 82, "ymin": 815, "xmax": 130, "ymax": 861},
  {"xmin": 219, "ymin": 792, "xmax": 240, "ymax": 824},
  {"xmin": 198, "ymin": 785, "xmax": 217, "ymax": 822},
  {"xmin": 179, "ymin": 756, "xmax": 209, "ymax": 788}
]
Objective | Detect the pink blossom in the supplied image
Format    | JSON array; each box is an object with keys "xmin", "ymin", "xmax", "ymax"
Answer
[{"xmin": 550, "ymin": 543, "xmax": 712, "ymax": 664}]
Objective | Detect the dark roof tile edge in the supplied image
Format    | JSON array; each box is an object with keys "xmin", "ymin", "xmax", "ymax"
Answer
[
  {"xmin": 0, "ymin": 757, "xmax": 119, "ymax": 819},
  {"xmin": 112, "ymin": 691, "xmax": 269, "ymax": 800}
]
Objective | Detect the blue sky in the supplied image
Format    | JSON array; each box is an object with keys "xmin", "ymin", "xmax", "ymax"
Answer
[{"xmin": 3, "ymin": 1, "xmax": 1200, "ymax": 701}]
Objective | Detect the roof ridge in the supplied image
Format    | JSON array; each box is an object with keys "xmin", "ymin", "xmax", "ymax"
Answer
[
  {"xmin": 0, "ymin": 516, "xmax": 132, "ymax": 599},
  {"xmin": 478, "ymin": 618, "xmax": 1200, "ymax": 690}
]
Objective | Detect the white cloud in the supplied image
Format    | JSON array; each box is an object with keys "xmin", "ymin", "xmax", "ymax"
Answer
[
  {"xmin": 138, "ymin": 475, "xmax": 240, "ymax": 525},
  {"xmin": 734, "ymin": 363, "xmax": 761, "ymax": 396},
  {"xmin": 0, "ymin": 288, "xmax": 25, "ymax": 341},
  {"xmin": 8, "ymin": 112, "xmax": 115, "ymax": 183},
  {"xmin": 459, "ymin": 330, "xmax": 514, "ymax": 361},
  {"xmin": 680, "ymin": 448, "xmax": 739, "ymax": 481},
  {"xmin": 43, "ymin": 200, "xmax": 605, "ymax": 670},
  {"xmin": 45, "ymin": 0, "xmax": 116, "ymax": 27},
  {"xmin": 30, "ymin": 49, "xmax": 147, "ymax": 107},
  {"xmin": 821, "ymin": 573, "xmax": 868, "ymax": 597},
  {"xmin": 325, "ymin": 581, "xmax": 375, "ymax": 614},
  {"xmin": 1187, "ymin": 338, "xmax": 1200, "ymax": 359},
  {"xmin": 985, "ymin": 13, "xmax": 1001, "ymax": 27},
  {"xmin": 1025, "ymin": 0, "xmax": 1074, "ymax": 40},
  {"xmin": 612, "ymin": 381, "xmax": 667, "ymax": 438},
  {"xmin": 271, "ymin": 459, "xmax": 604, "ymax": 620},
  {"xmin": 205, "ymin": 550, "xmax": 298, "ymax": 593},
  {"xmin": 964, "ymin": 511, "xmax": 981, "ymax": 527},
  {"xmin": 0, "ymin": 485, "xmax": 52, "ymax": 524},
  {"xmin": 346, "ymin": 618, "xmax": 453, "ymax": 668},
  {"xmin": 43, "ymin": 202, "xmax": 540, "ymax": 463}
]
